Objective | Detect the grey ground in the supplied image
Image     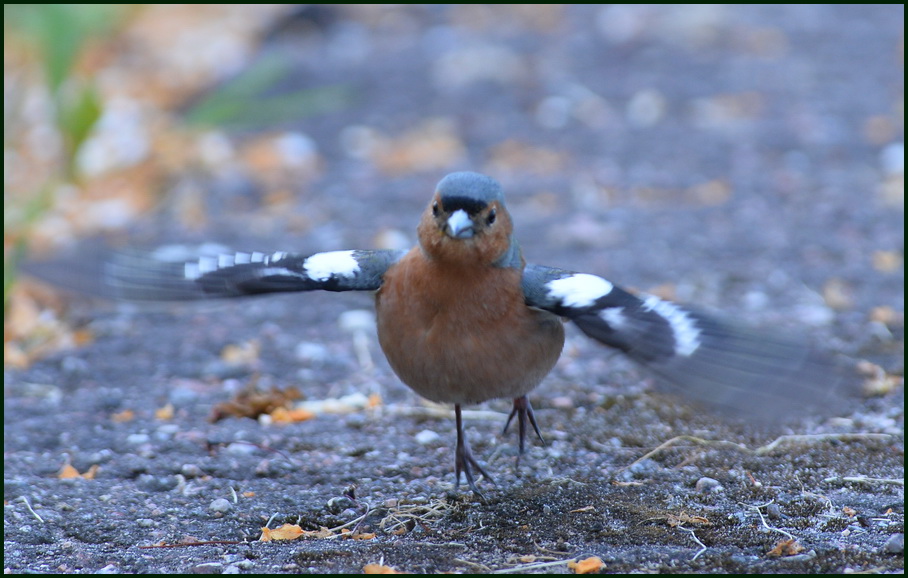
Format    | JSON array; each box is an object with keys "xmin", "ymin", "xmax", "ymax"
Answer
[{"xmin": 4, "ymin": 5, "xmax": 904, "ymax": 574}]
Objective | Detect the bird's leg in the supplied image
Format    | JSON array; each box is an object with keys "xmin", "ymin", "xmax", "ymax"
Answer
[
  {"xmin": 454, "ymin": 404, "xmax": 494, "ymax": 496},
  {"xmin": 503, "ymin": 395, "xmax": 545, "ymax": 466}
]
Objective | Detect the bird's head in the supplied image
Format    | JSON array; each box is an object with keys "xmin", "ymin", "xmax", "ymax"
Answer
[{"xmin": 417, "ymin": 172, "xmax": 521, "ymax": 268}]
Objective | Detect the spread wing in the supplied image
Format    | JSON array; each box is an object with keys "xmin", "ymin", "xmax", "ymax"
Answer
[
  {"xmin": 103, "ymin": 244, "xmax": 407, "ymax": 301},
  {"xmin": 522, "ymin": 264, "xmax": 853, "ymax": 419}
]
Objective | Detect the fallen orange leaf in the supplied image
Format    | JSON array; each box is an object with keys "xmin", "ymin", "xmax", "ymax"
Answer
[
  {"xmin": 767, "ymin": 538, "xmax": 805, "ymax": 557},
  {"xmin": 58, "ymin": 464, "xmax": 98, "ymax": 479},
  {"xmin": 155, "ymin": 403, "xmax": 175, "ymax": 420},
  {"xmin": 260, "ymin": 524, "xmax": 304, "ymax": 542},
  {"xmin": 58, "ymin": 464, "xmax": 81, "ymax": 479},
  {"xmin": 568, "ymin": 556, "xmax": 604, "ymax": 574},
  {"xmin": 81, "ymin": 464, "xmax": 99, "ymax": 480},
  {"xmin": 364, "ymin": 564, "xmax": 405, "ymax": 574},
  {"xmin": 269, "ymin": 406, "xmax": 316, "ymax": 423},
  {"xmin": 112, "ymin": 409, "xmax": 135, "ymax": 423}
]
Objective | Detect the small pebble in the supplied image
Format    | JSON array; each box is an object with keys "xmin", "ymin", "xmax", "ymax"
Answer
[
  {"xmin": 136, "ymin": 475, "xmax": 179, "ymax": 493},
  {"xmin": 181, "ymin": 464, "xmax": 205, "ymax": 478},
  {"xmin": 190, "ymin": 562, "xmax": 224, "ymax": 574},
  {"xmin": 209, "ymin": 498, "xmax": 232, "ymax": 514},
  {"xmin": 414, "ymin": 429, "xmax": 441, "ymax": 445},
  {"xmin": 766, "ymin": 503, "xmax": 783, "ymax": 519},
  {"xmin": 882, "ymin": 533, "xmax": 904, "ymax": 554},
  {"xmin": 695, "ymin": 477, "xmax": 724, "ymax": 493},
  {"xmin": 327, "ymin": 496, "xmax": 356, "ymax": 514},
  {"xmin": 225, "ymin": 442, "xmax": 257, "ymax": 455},
  {"xmin": 126, "ymin": 433, "xmax": 150, "ymax": 445}
]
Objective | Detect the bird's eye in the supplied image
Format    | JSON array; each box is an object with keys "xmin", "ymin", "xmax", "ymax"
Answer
[
  {"xmin": 432, "ymin": 202, "xmax": 440, "ymax": 217},
  {"xmin": 487, "ymin": 208, "xmax": 497, "ymax": 225}
]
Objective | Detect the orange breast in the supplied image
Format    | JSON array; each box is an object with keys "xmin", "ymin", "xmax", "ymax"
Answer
[{"xmin": 375, "ymin": 248, "xmax": 565, "ymax": 405}]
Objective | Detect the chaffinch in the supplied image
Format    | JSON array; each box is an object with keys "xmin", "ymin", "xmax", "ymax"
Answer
[{"xmin": 106, "ymin": 171, "xmax": 845, "ymax": 495}]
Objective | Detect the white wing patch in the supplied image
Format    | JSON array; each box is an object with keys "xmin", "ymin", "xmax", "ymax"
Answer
[
  {"xmin": 546, "ymin": 274, "xmax": 614, "ymax": 308},
  {"xmin": 303, "ymin": 250, "xmax": 360, "ymax": 281},
  {"xmin": 600, "ymin": 307, "xmax": 626, "ymax": 329},
  {"xmin": 642, "ymin": 295, "xmax": 702, "ymax": 356}
]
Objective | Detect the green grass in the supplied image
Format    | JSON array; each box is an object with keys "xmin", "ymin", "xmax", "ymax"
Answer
[{"xmin": 3, "ymin": 4, "xmax": 126, "ymax": 310}]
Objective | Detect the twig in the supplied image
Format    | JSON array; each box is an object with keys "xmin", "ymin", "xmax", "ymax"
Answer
[
  {"xmin": 677, "ymin": 527, "xmax": 707, "ymax": 560},
  {"xmin": 739, "ymin": 500, "xmax": 795, "ymax": 541},
  {"xmin": 625, "ymin": 432, "xmax": 893, "ymax": 469},
  {"xmin": 139, "ymin": 540, "xmax": 245, "ymax": 549},
  {"xmin": 16, "ymin": 496, "xmax": 44, "ymax": 523},
  {"xmin": 493, "ymin": 558, "xmax": 577, "ymax": 574},
  {"xmin": 823, "ymin": 475, "xmax": 904, "ymax": 486},
  {"xmin": 623, "ymin": 435, "xmax": 749, "ymax": 469},
  {"xmin": 755, "ymin": 433, "xmax": 892, "ymax": 455}
]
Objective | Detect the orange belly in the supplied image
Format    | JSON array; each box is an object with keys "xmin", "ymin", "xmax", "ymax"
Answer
[{"xmin": 375, "ymin": 249, "xmax": 565, "ymax": 405}]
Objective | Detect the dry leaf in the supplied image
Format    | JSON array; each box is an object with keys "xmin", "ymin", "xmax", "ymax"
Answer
[
  {"xmin": 666, "ymin": 512, "xmax": 711, "ymax": 527},
  {"xmin": 260, "ymin": 524, "xmax": 304, "ymax": 542},
  {"xmin": 111, "ymin": 409, "xmax": 135, "ymax": 423},
  {"xmin": 367, "ymin": 392, "xmax": 383, "ymax": 408},
  {"xmin": 269, "ymin": 406, "xmax": 316, "ymax": 423},
  {"xmin": 58, "ymin": 464, "xmax": 98, "ymax": 479},
  {"xmin": 155, "ymin": 403, "xmax": 174, "ymax": 420},
  {"xmin": 842, "ymin": 506, "xmax": 857, "ymax": 517},
  {"xmin": 306, "ymin": 526, "xmax": 335, "ymax": 539},
  {"xmin": 767, "ymin": 538, "xmax": 805, "ymax": 557},
  {"xmin": 211, "ymin": 386, "xmax": 302, "ymax": 422},
  {"xmin": 58, "ymin": 464, "xmax": 81, "ymax": 479},
  {"xmin": 364, "ymin": 564, "xmax": 405, "ymax": 574},
  {"xmin": 568, "ymin": 556, "xmax": 605, "ymax": 574},
  {"xmin": 220, "ymin": 340, "xmax": 260, "ymax": 365}
]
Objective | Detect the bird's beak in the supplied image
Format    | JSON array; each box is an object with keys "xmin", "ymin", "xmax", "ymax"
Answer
[{"xmin": 445, "ymin": 209, "xmax": 475, "ymax": 239}]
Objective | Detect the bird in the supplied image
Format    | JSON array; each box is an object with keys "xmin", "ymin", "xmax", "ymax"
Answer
[{"xmin": 103, "ymin": 171, "xmax": 848, "ymax": 496}]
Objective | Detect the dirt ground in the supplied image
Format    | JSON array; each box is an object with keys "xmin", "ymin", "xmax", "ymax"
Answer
[{"xmin": 4, "ymin": 5, "xmax": 904, "ymax": 574}]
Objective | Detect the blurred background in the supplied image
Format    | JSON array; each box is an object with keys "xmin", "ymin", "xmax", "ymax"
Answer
[{"xmin": 4, "ymin": 4, "xmax": 904, "ymax": 373}]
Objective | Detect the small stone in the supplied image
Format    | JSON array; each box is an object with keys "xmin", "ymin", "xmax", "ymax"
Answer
[
  {"xmin": 326, "ymin": 496, "xmax": 356, "ymax": 514},
  {"xmin": 414, "ymin": 430, "xmax": 440, "ymax": 445},
  {"xmin": 225, "ymin": 442, "xmax": 257, "ymax": 455},
  {"xmin": 126, "ymin": 433, "xmax": 150, "ymax": 445},
  {"xmin": 209, "ymin": 498, "xmax": 232, "ymax": 514},
  {"xmin": 882, "ymin": 533, "xmax": 904, "ymax": 554},
  {"xmin": 181, "ymin": 464, "xmax": 205, "ymax": 478},
  {"xmin": 136, "ymin": 475, "xmax": 179, "ymax": 493},
  {"xmin": 695, "ymin": 477, "xmax": 724, "ymax": 493},
  {"xmin": 189, "ymin": 562, "xmax": 224, "ymax": 574}
]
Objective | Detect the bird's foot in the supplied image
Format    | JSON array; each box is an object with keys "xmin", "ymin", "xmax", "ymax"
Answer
[
  {"xmin": 502, "ymin": 395, "xmax": 545, "ymax": 467},
  {"xmin": 454, "ymin": 404, "xmax": 494, "ymax": 498}
]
